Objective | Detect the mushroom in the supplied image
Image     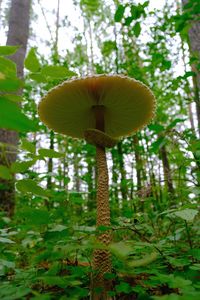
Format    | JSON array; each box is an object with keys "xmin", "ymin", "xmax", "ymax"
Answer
[{"xmin": 38, "ymin": 75, "xmax": 155, "ymax": 299}]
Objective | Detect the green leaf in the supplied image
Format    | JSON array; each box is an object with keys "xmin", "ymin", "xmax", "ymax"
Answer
[
  {"xmin": 116, "ymin": 282, "xmax": 132, "ymax": 294},
  {"xmin": 0, "ymin": 237, "xmax": 15, "ymax": 244},
  {"xmin": 20, "ymin": 138, "xmax": 36, "ymax": 153},
  {"xmin": 0, "ymin": 285, "xmax": 30, "ymax": 300},
  {"xmin": 133, "ymin": 22, "xmax": 141, "ymax": 37},
  {"xmin": 29, "ymin": 73, "xmax": 47, "ymax": 83},
  {"xmin": 0, "ymin": 78, "xmax": 22, "ymax": 91},
  {"xmin": 38, "ymin": 148, "xmax": 64, "ymax": 158},
  {"xmin": 174, "ymin": 209, "xmax": 198, "ymax": 222},
  {"xmin": 3, "ymin": 94, "xmax": 24, "ymax": 103},
  {"xmin": 167, "ymin": 118, "xmax": 186, "ymax": 129},
  {"xmin": 150, "ymin": 136, "xmax": 166, "ymax": 153},
  {"xmin": 0, "ymin": 45, "xmax": 20, "ymax": 56},
  {"xmin": 41, "ymin": 66, "xmax": 76, "ymax": 79},
  {"xmin": 131, "ymin": 4, "xmax": 143, "ymax": 20},
  {"xmin": 110, "ymin": 242, "xmax": 132, "ymax": 259},
  {"xmin": 18, "ymin": 207, "xmax": 50, "ymax": 225},
  {"xmin": 0, "ymin": 259, "xmax": 15, "ymax": 269},
  {"xmin": 24, "ymin": 48, "xmax": 41, "ymax": 72},
  {"xmin": 114, "ymin": 5, "xmax": 125, "ymax": 22},
  {"xmin": 11, "ymin": 160, "xmax": 36, "ymax": 173},
  {"xmin": 49, "ymin": 224, "xmax": 67, "ymax": 232},
  {"xmin": 128, "ymin": 252, "xmax": 158, "ymax": 267},
  {"xmin": 0, "ymin": 56, "xmax": 16, "ymax": 76},
  {"xmin": 16, "ymin": 179, "xmax": 48, "ymax": 197},
  {"xmin": 0, "ymin": 165, "xmax": 12, "ymax": 180},
  {"xmin": 148, "ymin": 123, "xmax": 165, "ymax": 133},
  {"xmin": 0, "ymin": 97, "xmax": 37, "ymax": 132}
]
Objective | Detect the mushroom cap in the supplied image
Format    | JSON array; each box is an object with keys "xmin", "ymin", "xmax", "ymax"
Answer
[{"xmin": 38, "ymin": 75, "xmax": 156, "ymax": 139}]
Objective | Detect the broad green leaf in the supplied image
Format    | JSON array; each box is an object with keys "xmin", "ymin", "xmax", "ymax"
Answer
[
  {"xmin": 133, "ymin": 22, "xmax": 141, "ymax": 37},
  {"xmin": 0, "ymin": 285, "xmax": 30, "ymax": 300},
  {"xmin": 174, "ymin": 209, "xmax": 198, "ymax": 222},
  {"xmin": 38, "ymin": 148, "xmax": 64, "ymax": 158},
  {"xmin": 150, "ymin": 136, "xmax": 166, "ymax": 153},
  {"xmin": 0, "ymin": 259, "xmax": 15, "ymax": 268},
  {"xmin": 20, "ymin": 138, "xmax": 36, "ymax": 153},
  {"xmin": 24, "ymin": 48, "xmax": 41, "ymax": 72},
  {"xmin": 49, "ymin": 224, "xmax": 67, "ymax": 232},
  {"xmin": 114, "ymin": 5, "xmax": 126, "ymax": 22},
  {"xmin": 0, "ymin": 56, "xmax": 16, "ymax": 76},
  {"xmin": 0, "ymin": 237, "xmax": 15, "ymax": 244},
  {"xmin": 116, "ymin": 282, "xmax": 132, "ymax": 294},
  {"xmin": 31, "ymin": 295, "xmax": 51, "ymax": 300},
  {"xmin": 148, "ymin": 123, "xmax": 164, "ymax": 133},
  {"xmin": 16, "ymin": 179, "xmax": 48, "ymax": 197},
  {"xmin": 0, "ymin": 97, "xmax": 37, "ymax": 132},
  {"xmin": 128, "ymin": 252, "xmax": 158, "ymax": 267},
  {"xmin": 167, "ymin": 118, "xmax": 186, "ymax": 129},
  {"xmin": 29, "ymin": 73, "xmax": 47, "ymax": 83},
  {"xmin": 189, "ymin": 264, "xmax": 200, "ymax": 271},
  {"xmin": 0, "ymin": 78, "xmax": 22, "ymax": 91},
  {"xmin": 41, "ymin": 66, "xmax": 76, "ymax": 79},
  {"xmin": 18, "ymin": 207, "xmax": 50, "ymax": 225},
  {"xmin": 0, "ymin": 45, "xmax": 20, "ymax": 56},
  {"xmin": 131, "ymin": 4, "xmax": 143, "ymax": 20},
  {"xmin": 102, "ymin": 40, "xmax": 116, "ymax": 56},
  {"xmin": 3, "ymin": 94, "xmax": 24, "ymax": 103},
  {"xmin": 0, "ymin": 165, "xmax": 12, "ymax": 180},
  {"xmin": 110, "ymin": 242, "xmax": 132, "ymax": 259},
  {"xmin": 11, "ymin": 160, "xmax": 36, "ymax": 173},
  {"xmin": 39, "ymin": 276, "xmax": 70, "ymax": 288}
]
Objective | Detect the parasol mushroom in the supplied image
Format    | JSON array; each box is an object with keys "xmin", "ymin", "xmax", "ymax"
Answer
[{"xmin": 38, "ymin": 75, "xmax": 155, "ymax": 299}]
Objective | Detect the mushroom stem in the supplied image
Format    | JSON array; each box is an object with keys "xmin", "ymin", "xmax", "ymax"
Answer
[
  {"xmin": 92, "ymin": 105, "xmax": 105, "ymax": 132},
  {"xmin": 92, "ymin": 106, "xmax": 112, "ymax": 299},
  {"xmin": 93, "ymin": 145, "xmax": 112, "ymax": 299}
]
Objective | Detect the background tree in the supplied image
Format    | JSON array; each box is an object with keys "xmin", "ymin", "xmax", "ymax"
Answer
[{"xmin": 0, "ymin": 0, "xmax": 31, "ymax": 215}]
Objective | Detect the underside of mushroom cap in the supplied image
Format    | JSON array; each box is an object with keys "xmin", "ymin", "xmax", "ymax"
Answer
[{"xmin": 38, "ymin": 75, "xmax": 156, "ymax": 139}]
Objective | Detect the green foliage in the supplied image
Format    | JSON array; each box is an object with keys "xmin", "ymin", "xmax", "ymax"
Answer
[
  {"xmin": 0, "ymin": 45, "xmax": 20, "ymax": 56},
  {"xmin": 16, "ymin": 179, "xmax": 49, "ymax": 197},
  {"xmin": 24, "ymin": 48, "xmax": 41, "ymax": 72},
  {"xmin": 114, "ymin": 5, "xmax": 126, "ymax": 22},
  {"xmin": 0, "ymin": 0, "xmax": 200, "ymax": 299},
  {"xmin": 0, "ymin": 97, "xmax": 37, "ymax": 132}
]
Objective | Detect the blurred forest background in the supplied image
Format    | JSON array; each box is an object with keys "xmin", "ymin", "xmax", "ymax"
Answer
[{"xmin": 0, "ymin": 0, "xmax": 199, "ymax": 299}]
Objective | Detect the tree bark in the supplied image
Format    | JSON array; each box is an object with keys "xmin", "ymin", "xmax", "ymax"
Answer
[
  {"xmin": 182, "ymin": 0, "xmax": 200, "ymax": 136},
  {"xmin": 0, "ymin": 0, "xmax": 31, "ymax": 215},
  {"xmin": 47, "ymin": 131, "xmax": 54, "ymax": 189},
  {"xmin": 117, "ymin": 141, "xmax": 128, "ymax": 200},
  {"xmin": 160, "ymin": 145, "xmax": 174, "ymax": 200}
]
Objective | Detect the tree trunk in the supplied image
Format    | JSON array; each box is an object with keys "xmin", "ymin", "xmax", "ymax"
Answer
[
  {"xmin": 160, "ymin": 145, "xmax": 175, "ymax": 200},
  {"xmin": 133, "ymin": 135, "xmax": 142, "ymax": 191},
  {"xmin": 117, "ymin": 141, "xmax": 128, "ymax": 200},
  {"xmin": 0, "ymin": 0, "xmax": 31, "ymax": 216},
  {"xmin": 47, "ymin": 131, "xmax": 54, "ymax": 189},
  {"xmin": 182, "ymin": 0, "xmax": 200, "ymax": 136}
]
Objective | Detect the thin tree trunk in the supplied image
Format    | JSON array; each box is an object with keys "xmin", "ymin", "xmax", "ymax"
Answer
[
  {"xmin": 111, "ymin": 149, "xmax": 119, "ymax": 200},
  {"xmin": 182, "ymin": 0, "xmax": 200, "ymax": 136},
  {"xmin": 87, "ymin": 156, "xmax": 95, "ymax": 211},
  {"xmin": 117, "ymin": 141, "xmax": 128, "ymax": 200},
  {"xmin": 47, "ymin": 130, "xmax": 54, "ymax": 189},
  {"xmin": 133, "ymin": 135, "xmax": 142, "ymax": 191},
  {"xmin": 0, "ymin": 0, "xmax": 31, "ymax": 215},
  {"xmin": 73, "ymin": 142, "xmax": 81, "ymax": 192},
  {"xmin": 160, "ymin": 145, "xmax": 175, "ymax": 199}
]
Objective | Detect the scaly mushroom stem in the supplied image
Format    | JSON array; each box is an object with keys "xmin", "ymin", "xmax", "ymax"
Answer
[
  {"xmin": 92, "ymin": 105, "xmax": 112, "ymax": 299},
  {"xmin": 93, "ymin": 145, "xmax": 112, "ymax": 299}
]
